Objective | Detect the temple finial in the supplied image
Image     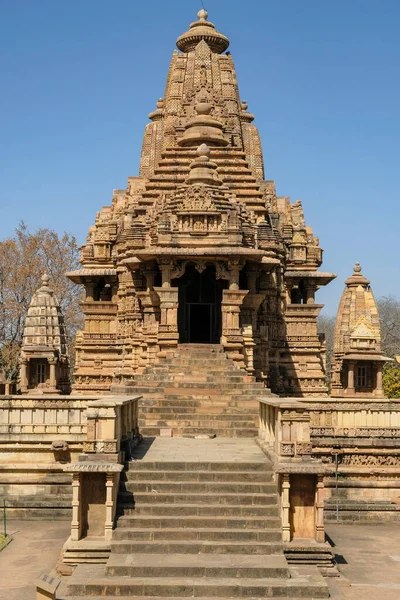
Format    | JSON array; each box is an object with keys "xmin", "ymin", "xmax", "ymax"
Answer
[
  {"xmin": 176, "ymin": 8, "xmax": 229, "ymax": 54},
  {"xmin": 197, "ymin": 143, "xmax": 210, "ymax": 158},
  {"xmin": 353, "ymin": 262, "xmax": 362, "ymax": 274},
  {"xmin": 197, "ymin": 8, "xmax": 208, "ymax": 21}
]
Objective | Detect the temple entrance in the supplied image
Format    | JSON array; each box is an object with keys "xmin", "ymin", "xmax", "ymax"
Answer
[{"xmin": 174, "ymin": 264, "xmax": 226, "ymax": 344}]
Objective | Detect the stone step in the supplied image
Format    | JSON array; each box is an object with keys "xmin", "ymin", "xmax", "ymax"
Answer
[
  {"xmin": 123, "ymin": 470, "xmax": 273, "ymax": 482},
  {"xmin": 66, "ymin": 597, "xmax": 325, "ymax": 600},
  {"xmin": 136, "ymin": 378, "xmax": 257, "ymax": 387},
  {"xmin": 135, "ymin": 384, "xmax": 264, "ymax": 393},
  {"xmin": 164, "ymin": 382, "xmax": 264, "ymax": 389},
  {"xmin": 2, "ymin": 493, "xmax": 72, "ymax": 507},
  {"xmin": 126, "ymin": 461, "xmax": 271, "ymax": 472},
  {"xmin": 139, "ymin": 396, "xmax": 260, "ymax": 406},
  {"xmin": 118, "ymin": 493, "xmax": 276, "ymax": 507},
  {"xmin": 111, "ymin": 527, "xmax": 282, "ymax": 543},
  {"xmin": 105, "ymin": 553, "xmax": 290, "ymax": 579},
  {"xmin": 122, "ymin": 481, "xmax": 275, "ymax": 494},
  {"xmin": 139, "ymin": 427, "xmax": 258, "ymax": 437},
  {"xmin": 140, "ymin": 406, "xmax": 259, "ymax": 415},
  {"xmin": 110, "ymin": 540, "xmax": 283, "ymax": 555},
  {"xmin": 115, "ymin": 503, "xmax": 279, "ymax": 518},
  {"xmin": 139, "ymin": 414, "xmax": 258, "ymax": 422},
  {"xmin": 150, "ymin": 358, "xmax": 235, "ymax": 366},
  {"xmin": 3, "ymin": 506, "xmax": 71, "ymax": 519},
  {"xmin": 139, "ymin": 410, "xmax": 259, "ymax": 418},
  {"xmin": 141, "ymin": 362, "xmax": 247, "ymax": 369},
  {"xmin": 141, "ymin": 368, "xmax": 244, "ymax": 376},
  {"xmin": 137, "ymin": 386, "xmax": 263, "ymax": 394},
  {"xmin": 138, "ymin": 419, "xmax": 258, "ymax": 429},
  {"xmin": 116, "ymin": 515, "xmax": 281, "ymax": 529},
  {"xmin": 66, "ymin": 571, "xmax": 329, "ymax": 598},
  {"xmin": 137, "ymin": 374, "xmax": 255, "ymax": 383}
]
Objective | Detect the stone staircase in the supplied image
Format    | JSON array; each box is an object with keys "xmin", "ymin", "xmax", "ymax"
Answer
[
  {"xmin": 132, "ymin": 344, "xmax": 268, "ymax": 438},
  {"xmin": 63, "ymin": 439, "xmax": 329, "ymax": 599}
]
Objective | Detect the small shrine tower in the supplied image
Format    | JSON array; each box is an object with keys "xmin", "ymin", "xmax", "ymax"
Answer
[
  {"xmin": 19, "ymin": 274, "xmax": 70, "ymax": 394},
  {"xmin": 331, "ymin": 263, "xmax": 387, "ymax": 397}
]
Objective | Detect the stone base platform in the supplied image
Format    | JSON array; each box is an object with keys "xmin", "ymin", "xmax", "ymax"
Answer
[
  {"xmin": 284, "ymin": 539, "xmax": 338, "ymax": 577},
  {"xmin": 63, "ymin": 537, "xmax": 111, "ymax": 564}
]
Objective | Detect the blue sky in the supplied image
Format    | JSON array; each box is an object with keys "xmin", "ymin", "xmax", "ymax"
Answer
[{"xmin": 1, "ymin": 0, "xmax": 399, "ymax": 315}]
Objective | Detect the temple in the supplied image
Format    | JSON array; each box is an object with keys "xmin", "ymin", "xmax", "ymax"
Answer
[
  {"xmin": 330, "ymin": 263, "xmax": 388, "ymax": 397},
  {"xmin": 2, "ymin": 10, "xmax": 400, "ymax": 599},
  {"xmin": 19, "ymin": 274, "xmax": 70, "ymax": 395},
  {"xmin": 67, "ymin": 9, "xmax": 335, "ymax": 398}
]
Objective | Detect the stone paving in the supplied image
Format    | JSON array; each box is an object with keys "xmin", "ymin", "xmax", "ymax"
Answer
[
  {"xmin": 132, "ymin": 436, "xmax": 266, "ymax": 462},
  {"xmin": 326, "ymin": 522, "xmax": 400, "ymax": 599},
  {"xmin": 1, "ymin": 503, "xmax": 400, "ymax": 599},
  {"xmin": 0, "ymin": 519, "xmax": 70, "ymax": 600}
]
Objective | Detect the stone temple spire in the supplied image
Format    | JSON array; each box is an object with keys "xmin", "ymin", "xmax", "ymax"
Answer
[
  {"xmin": 176, "ymin": 9, "xmax": 230, "ymax": 54},
  {"xmin": 19, "ymin": 274, "xmax": 70, "ymax": 394},
  {"xmin": 331, "ymin": 263, "xmax": 387, "ymax": 398}
]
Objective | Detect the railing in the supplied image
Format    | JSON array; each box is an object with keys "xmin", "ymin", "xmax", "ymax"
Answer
[
  {"xmin": 83, "ymin": 395, "xmax": 140, "ymax": 455},
  {"xmin": 301, "ymin": 398, "xmax": 400, "ymax": 439},
  {"xmin": 0, "ymin": 398, "xmax": 88, "ymax": 439},
  {"xmin": 0, "ymin": 395, "xmax": 140, "ymax": 449},
  {"xmin": 258, "ymin": 397, "xmax": 312, "ymax": 460}
]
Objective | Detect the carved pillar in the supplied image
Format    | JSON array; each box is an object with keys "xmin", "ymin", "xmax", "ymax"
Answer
[
  {"xmin": 154, "ymin": 287, "xmax": 179, "ymax": 357},
  {"xmin": 221, "ymin": 289, "xmax": 248, "ymax": 365},
  {"xmin": 305, "ymin": 284, "xmax": 315, "ymax": 305},
  {"xmin": 376, "ymin": 363, "xmax": 384, "ymax": 396},
  {"xmin": 71, "ymin": 472, "xmax": 81, "ymax": 542},
  {"xmin": 285, "ymin": 285, "xmax": 292, "ymax": 305},
  {"xmin": 242, "ymin": 292, "xmax": 264, "ymax": 375},
  {"xmin": 228, "ymin": 259, "xmax": 242, "ymax": 291},
  {"xmin": 347, "ymin": 361, "xmax": 355, "ymax": 395},
  {"xmin": 48, "ymin": 356, "xmax": 57, "ymax": 389},
  {"xmin": 143, "ymin": 267, "xmax": 157, "ymax": 291},
  {"xmin": 315, "ymin": 474, "xmax": 325, "ymax": 543},
  {"xmin": 85, "ymin": 282, "xmax": 94, "ymax": 302},
  {"xmin": 105, "ymin": 473, "xmax": 116, "ymax": 541},
  {"xmin": 19, "ymin": 357, "xmax": 28, "ymax": 393},
  {"xmin": 281, "ymin": 474, "xmax": 291, "ymax": 542},
  {"xmin": 158, "ymin": 258, "xmax": 172, "ymax": 288}
]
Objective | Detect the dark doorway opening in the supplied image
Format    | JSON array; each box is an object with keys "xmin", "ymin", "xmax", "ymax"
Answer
[{"xmin": 173, "ymin": 264, "xmax": 226, "ymax": 344}]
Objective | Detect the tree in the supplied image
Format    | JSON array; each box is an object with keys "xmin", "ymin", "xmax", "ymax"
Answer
[
  {"xmin": 382, "ymin": 363, "xmax": 400, "ymax": 399},
  {"xmin": 376, "ymin": 297, "xmax": 400, "ymax": 399},
  {"xmin": 0, "ymin": 222, "xmax": 83, "ymax": 385},
  {"xmin": 377, "ymin": 296, "xmax": 400, "ymax": 358},
  {"xmin": 317, "ymin": 314, "xmax": 335, "ymax": 385}
]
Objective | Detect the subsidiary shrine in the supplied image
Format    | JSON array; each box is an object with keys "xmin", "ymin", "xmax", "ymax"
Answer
[{"xmin": 1, "ymin": 10, "xmax": 400, "ymax": 600}]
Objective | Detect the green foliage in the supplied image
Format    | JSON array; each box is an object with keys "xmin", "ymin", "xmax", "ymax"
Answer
[{"xmin": 382, "ymin": 363, "xmax": 400, "ymax": 399}]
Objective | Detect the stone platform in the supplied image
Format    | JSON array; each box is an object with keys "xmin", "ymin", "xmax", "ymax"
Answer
[{"xmin": 132, "ymin": 436, "xmax": 266, "ymax": 462}]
